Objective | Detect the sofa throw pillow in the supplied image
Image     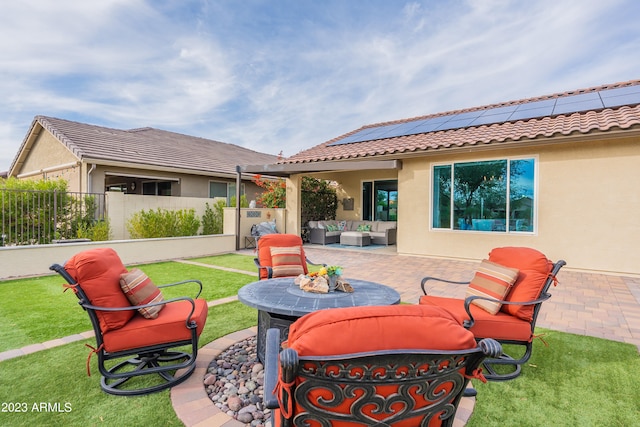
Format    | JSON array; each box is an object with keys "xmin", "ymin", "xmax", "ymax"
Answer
[
  {"xmin": 337, "ymin": 220, "xmax": 347, "ymax": 231},
  {"xmin": 466, "ymin": 259, "xmax": 519, "ymax": 315},
  {"xmin": 356, "ymin": 224, "xmax": 371, "ymax": 232},
  {"xmin": 270, "ymin": 246, "xmax": 305, "ymax": 277},
  {"xmin": 119, "ymin": 269, "xmax": 165, "ymax": 319}
]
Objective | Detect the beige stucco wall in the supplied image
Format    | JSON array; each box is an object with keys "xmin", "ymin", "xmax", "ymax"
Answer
[
  {"xmin": 16, "ymin": 131, "xmax": 81, "ymax": 190},
  {"xmin": 107, "ymin": 191, "xmax": 226, "ymax": 239},
  {"xmin": 223, "ymin": 207, "xmax": 286, "ymax": 248},
  {"xmin": 397, "ymin": 135, "xmax": 640, "ymax": 275},
  {"xmin": 0, "ymin": 234, "xmax": 236, "ymax": 280}
]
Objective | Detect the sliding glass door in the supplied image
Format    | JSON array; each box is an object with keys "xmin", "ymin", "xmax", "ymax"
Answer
[{"xmin": 362, "ymin": 180, "xmax": 398, "ymax": 221}]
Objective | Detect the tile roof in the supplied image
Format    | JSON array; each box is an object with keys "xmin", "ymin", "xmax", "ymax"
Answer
[
  {"xmin": 283, "ymin": 79, "xmax": 640, "ymax": 164},
  {"xmin": 16, "ymin": 116, "xmax": 278, "ymax": 175}
]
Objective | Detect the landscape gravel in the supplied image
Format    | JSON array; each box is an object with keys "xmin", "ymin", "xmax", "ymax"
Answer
[{"xmin": 205, "ymin": 336, "xmax": 272, "ymax": 426}]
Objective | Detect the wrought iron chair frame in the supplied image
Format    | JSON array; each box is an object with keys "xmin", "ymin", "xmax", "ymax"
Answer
[
  {"xmin": 421, "ymin": 259, "xmax": 566, "ymax": 381},
  {"xmin": 50, "ymin": 263, "xmax": 204, "ymax": 396},
  {"xmin": 264, "ymin": 328, "xmax": 502, "ymax": 427}
]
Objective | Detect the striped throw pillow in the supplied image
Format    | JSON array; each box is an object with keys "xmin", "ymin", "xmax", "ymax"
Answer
[
  {"xmin": 270, "ymin": 246, "xmax": 305, "ymax": 278},
  {"xmin": 119, "ymin": 269, "xmax": 164, "ymax": 319},
  {"xmin": 466, "ymin": 259, "xmax": 519, "ymax": 315}
]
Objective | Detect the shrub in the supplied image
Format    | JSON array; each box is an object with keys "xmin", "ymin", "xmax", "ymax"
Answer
[
  {"xmin": 202, "ymin": 201, "xmax": 225, "ymax": 235},
  {"xmin": 76, "ymin": 220, "xmax": 111, "ymax": 241},
  {"xmin": 127, "ymin": 208, "xmax": 200, "ymax": 239}
]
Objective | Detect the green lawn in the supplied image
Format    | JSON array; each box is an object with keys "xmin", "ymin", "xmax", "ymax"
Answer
[
  {"xmin": 0, "ymin": 301, "xmax": 257, "ymax": 427},
  {"xmin": 0, "ymin": 260, "xmax": 254, "ymax": 352},
  {"xmin": 1, "ymin": 253, "xmax": 638, "ymax": 426}
]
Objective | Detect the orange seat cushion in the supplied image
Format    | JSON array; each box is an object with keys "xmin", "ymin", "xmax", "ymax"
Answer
[
  {"xmin": 64, "ymin": 248, "xmax": 134, "ymax": 332},
  {"xmin": 258, "ymin": 234, "xmax": 309, "ymax": 279},
  {"xmin": 102, "ymin": 299, "xmax": 208, "ymax": 353},
  {"xmin": 489, "ymin": 247, "xmax": 553, "ymax": 321},
  {"xmin": 419, "ymin": 295, "xmax": 533, "ymax": 342}
]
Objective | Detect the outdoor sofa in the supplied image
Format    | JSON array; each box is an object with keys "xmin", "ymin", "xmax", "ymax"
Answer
[{"xmin": 307, "ymin": 219, "xmax": 397, "ymax": 245}]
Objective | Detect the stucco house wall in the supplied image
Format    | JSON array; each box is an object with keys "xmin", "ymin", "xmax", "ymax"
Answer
[
  {"xmin": 394, "ymin": 134, "xmax": 639, "ymax": 275},
  {"xmin": 272, "ymin": 79, "xmax": 640, "ymax": 275}
]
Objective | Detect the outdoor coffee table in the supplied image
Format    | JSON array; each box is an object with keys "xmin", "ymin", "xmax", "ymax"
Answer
[
  {"xmin": 237, "ymin": 277, "xmax": 401, "ymax": 362},
  {"xmin": 340, "ymin": 231, "xmax": 371, "ymax": 246}
]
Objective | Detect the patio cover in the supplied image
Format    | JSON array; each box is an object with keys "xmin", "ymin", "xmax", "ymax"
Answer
[{"xmin": 234, "ymin": 160, "xmax": 402, "ymax": 249}]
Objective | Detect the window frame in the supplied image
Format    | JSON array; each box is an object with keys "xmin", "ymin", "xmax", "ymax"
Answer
[
  {"xmin": 430, "ymin": 156, "xmax": 538, "ymax": 234},
  {"xmin": 209, "ymin": 180, "xmax": 245, "ymax": 205},
  {"xmin": 361, "ymin": 179, "xmax": 398, "ymax": 221}
]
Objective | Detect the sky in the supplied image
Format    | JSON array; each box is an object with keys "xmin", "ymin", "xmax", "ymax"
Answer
[{"xmin": 1, "ymin": 0, "xmax": 640, "ymax": 172}]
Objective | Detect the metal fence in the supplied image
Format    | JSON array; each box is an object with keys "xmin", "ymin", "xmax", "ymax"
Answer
[{"xmin": 0, "ymin": 189, "xmax": 106, "ymax": 246}]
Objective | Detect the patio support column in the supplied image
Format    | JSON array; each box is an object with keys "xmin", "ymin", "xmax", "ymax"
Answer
[
  {"xmin": 286, "ymin": 174, "xmax": 302, "ymax": 236},
  {"xmin": 235, "ymin": 166, "xmax": 242, "ymax": 250}
]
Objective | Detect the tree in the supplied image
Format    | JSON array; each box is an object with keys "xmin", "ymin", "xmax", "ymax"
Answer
[{"xmin": 252, "ymin": 175, "xmax": 338, "ymax": 224}]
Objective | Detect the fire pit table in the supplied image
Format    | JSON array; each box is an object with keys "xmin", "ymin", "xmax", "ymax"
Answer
[{"xmin": 238, "ymin": 277, "xmax": 401, "ymax": 362}]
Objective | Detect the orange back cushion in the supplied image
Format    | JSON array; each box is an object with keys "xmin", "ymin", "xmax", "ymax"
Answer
[
  {"xmin": 286, "ymin": 304, "xmax": 477, "ymax": 356},
  {"xmin": 279, "ymin": 305, "xmax": 478, "ymax": 427},
  {"xmin": 64, "ymin": 248, "xmax": 134, "ymax": 332},
  {"xmin": 489, "ymin": 247, "xmax": 553, "ymax": 321},
  {"xmin": 258, "ymin": 234, "xmax": 308, "ymax": 279}
]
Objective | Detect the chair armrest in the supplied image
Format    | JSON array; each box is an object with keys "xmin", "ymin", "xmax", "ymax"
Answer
[
  {"xmin": 305, "ymin": 257, "xmax": 327, "ymax": 268},
  {"xmin": 477, "ymin": 338, "xmax": 503, "ymax": 358},
  {"xmin": 254, "ymin": 258, "xmax": 273, "ymax": 279},
  {"xmin": 263, "ymin": 328, "xmax": 281, "ymax": 410},
  {"xmin": 420, "ymin": 276, "xmax": 470, "ymax": 295},
  {"xmin": 158, "ymin": 279, "xmax": 203, "ymax": 298},
  {"xmin": 462, "ymin": 293, "xmax": 552, "ymax": 328}
]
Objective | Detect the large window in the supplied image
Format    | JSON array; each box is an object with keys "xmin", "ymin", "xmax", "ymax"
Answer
[
  {"xmin": 432, "ymin": 158, "xmax": 535, "ymax": 232},
  {"xmin": 362, "ymin": 180, "xmax": 398, "ymax": 221}
]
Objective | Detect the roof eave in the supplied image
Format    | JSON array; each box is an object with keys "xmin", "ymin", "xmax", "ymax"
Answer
[{"xmin": 239, "ymin": 159, "xmax": 403, "ymax": 177}]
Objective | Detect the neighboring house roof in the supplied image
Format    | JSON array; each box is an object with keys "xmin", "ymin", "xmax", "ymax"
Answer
[
  {"xmin": 10, "ymin": 116, "xmax": 279, "ymax": 176},
  {"xmin": 284, "ymin": 79, "xmax": 640, "ymax": 164}
]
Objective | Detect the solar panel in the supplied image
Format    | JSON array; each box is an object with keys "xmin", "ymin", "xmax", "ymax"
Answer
[
  {"xmin": 602, "ymin": 92, "xmax": 640, "ymax": 108},
  {"xmin": 508, "ymin": 106, "xmax": 555, "ymax": 121},
  {"xmin": 554, "ymin": 92, "xmax": 600, "ymax": 105},
  {"xmin": 471, "ymin": 112, "xmax": 514, "ymax": 126},
  {"xmin": 328, "ymin": 84, "xmax": 640, "ymax": 146},
  {"xmin": 436, "ymin": 117, "xmax": 478, "ymax": 131},
  {"xmin": 599, "ymin": 85, "xmax": 640, "ymax": 98},
  {"xmin": 514, "ymin": 99, "xmax": 556, "ymax": 111},
  {"xmin": 553, "ymin": 98, "xmax": 605, "ymax": 115}
]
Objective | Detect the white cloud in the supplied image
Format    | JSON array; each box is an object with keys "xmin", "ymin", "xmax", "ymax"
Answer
[{"xmin": 1, "ymin": 0, "xmax": 639, "ymax": 170}]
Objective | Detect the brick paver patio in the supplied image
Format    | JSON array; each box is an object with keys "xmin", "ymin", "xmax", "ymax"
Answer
[{"xmin": 171, "ymin": 245, "xmax": 640, "ymax": 426}]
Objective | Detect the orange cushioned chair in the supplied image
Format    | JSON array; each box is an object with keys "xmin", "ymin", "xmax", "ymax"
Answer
[
  {"xmin": 254, "ymin": 233, "xmax": 325, "ymax": 280},
  {"xmin": 50, "ymin": 247, "xmax": 208, "ymax": 395},
  {"xmin": 419, "ymin": 247, "xmax": 565, "ymax": 381},
  {"xmin": 263, "ymin": 304, "xmax": 502, "ymax": 427}
]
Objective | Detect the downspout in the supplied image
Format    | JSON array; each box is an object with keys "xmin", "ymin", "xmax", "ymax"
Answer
[
  {"xmin": 235, "ymin": 165, "xmax": 242, "ymax": 250},
  {"xmin": 87, "ymin": 163, "xmax": 96, "ymax": 193}
]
